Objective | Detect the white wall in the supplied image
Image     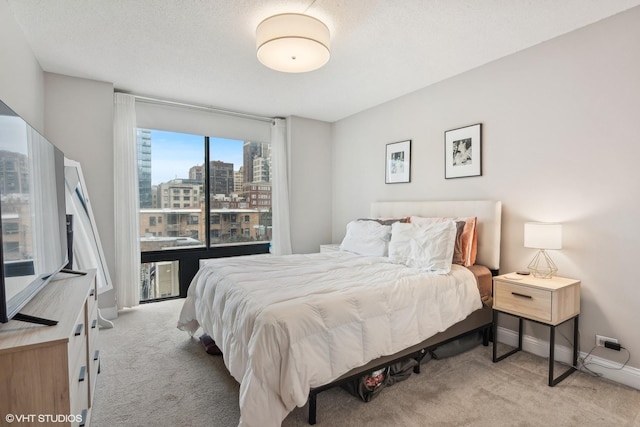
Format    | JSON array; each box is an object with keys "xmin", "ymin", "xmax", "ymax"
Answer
[
  {"xmin": 0, "ymin": 0, "xmax": 44, "ymax": 130},
  {"xmin": 0, "ymin": 3, "xmax": 117, "ymax": 312},
  {"xmin": 43, "ymin": 73, "xmax": 116, "ymax": 311},
  {"xmin": 288, "ymin": 116, "xmax": 333, "ymax": 253},
  {"xmin": 332, "ymin": 7, "xmax": 640, "ymax": 370}
]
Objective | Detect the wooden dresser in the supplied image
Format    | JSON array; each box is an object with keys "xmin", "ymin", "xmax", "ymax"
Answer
[{"xmin": 0, "ymin": 269, "xmax": 99, "ymax": 426}]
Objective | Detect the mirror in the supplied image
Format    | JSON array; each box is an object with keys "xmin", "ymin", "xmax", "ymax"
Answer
[{"xmin": 64, "ymin": 158, "xmax": 113, "ymax": 295}]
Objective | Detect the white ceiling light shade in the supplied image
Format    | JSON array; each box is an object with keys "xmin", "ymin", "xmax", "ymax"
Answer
[{"xmin": 256, "ymin": 13, "xmax": 330, "ymax": 73}]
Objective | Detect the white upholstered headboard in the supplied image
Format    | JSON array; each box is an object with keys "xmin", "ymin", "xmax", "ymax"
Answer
[{"xmin": 370, "ymin": 200, "xmax": 502, "ymax": 271}]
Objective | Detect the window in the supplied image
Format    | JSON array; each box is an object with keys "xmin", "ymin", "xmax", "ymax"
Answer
[
  {"xmin": 3, "ymin": 222, "xmax": 19, "ymax": 234},
  {"xmin": 136, "ymin": 129, "xmax": 272, "ymax": 302},
  {"xmin": 140, "ymin": 261, "xmax": 179, "ymax": 300},
  {"xmin": 4, "ymin": 241, "xmax": 19, "ymax": 256}
]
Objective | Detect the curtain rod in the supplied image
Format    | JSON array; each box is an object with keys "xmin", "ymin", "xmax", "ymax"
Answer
[{"xmin": 116, "ymin": 91, "xmax": 275, "ymax": 124}]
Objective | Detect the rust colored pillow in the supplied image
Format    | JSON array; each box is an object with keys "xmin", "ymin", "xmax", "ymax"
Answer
[
  {"xmin": 409, "ymin": 216, "xmax": 477, "ymax": 266},
  {"xmin": 452, "ymin": 221, "xmax": 466, "ymax": 265}
]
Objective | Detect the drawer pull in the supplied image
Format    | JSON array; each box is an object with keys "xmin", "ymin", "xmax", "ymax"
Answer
[
  {"xmin": 79, "ymin": 409, "xmax": 87, "ymax": 427},
  {"xmin": 91, "ymin": 319, "xmax": 98, "ymax": 329},
  {"xmin": 94, "ymin": 349, "xmax": 100, "ymax": 361},
  {"xmin": 78, "ymin": 365, "xmax": 86, "ymax": 382},
  {"xmin": 511, "ymin": 292, "xmax": 532, "ymax": 299},
  {"xmin": 74, "ymin": 323, "xmax": 84, "ymax": 336},
  {"xmin": 89, "ymin": 288, "xmax": 95, "ymax": 297}
]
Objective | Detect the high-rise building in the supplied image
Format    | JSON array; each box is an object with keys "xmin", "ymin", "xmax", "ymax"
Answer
[
  {"xmin": 156, "ymin": 179, "xmax": 202, "ymax": 209},
  {"xmin": 253, "ymin": 156, "xmax": 269, "ymax": 183},
  {"xmin": 234, "ymin": 166, "xmax": 244, "ymax": 193},
  {"xmin": 243, "ymin": 141, "xmax": 271, "ymax": 184},
  {"xmin": 243, "ymin": 182, "xmax": 272, "ymax": 209},
  {"xmin": 136, "ymin": 129, "xmax": 152, "ymax": 208},
  {"xmin": 0, "ymin": 151, "xmax": 29, "ymax": 195},
  {"xmin": 209, "ymin": 160, "xmax": 234, "ymax": 196},
  {"xmin": 189, "ymin": 164, "xmax": 204, "ymax": 181}
]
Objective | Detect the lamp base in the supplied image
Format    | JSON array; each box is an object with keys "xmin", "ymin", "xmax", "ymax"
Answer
[{"xmin": 528, "ymin": 249, "xmax": 557, "ymax": 279}]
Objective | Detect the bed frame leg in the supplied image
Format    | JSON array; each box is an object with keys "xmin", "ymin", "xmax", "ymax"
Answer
[
  {"xmin": 308, "ymin": 392, "xmax": 317, "ymax": 425},
  {"xmin": 482, "ymin": 326, "xmax": 490, "ymax": 346},
  {"xmin": 413, "ymin": 348, "xmax": 429, "ymax": 374},
  {"xmin": 413, "ymin": 357, "xmax": 421, "ymax": 374}
]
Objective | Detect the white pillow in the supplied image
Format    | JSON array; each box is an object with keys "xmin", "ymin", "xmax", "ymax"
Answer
[
  {"xmin": 388, "ymin": 221, "xmax": 457, "ymax": 274},
  {"xmin": 339, "ymin": 220, "xmax": 392, "ymax": 257}
]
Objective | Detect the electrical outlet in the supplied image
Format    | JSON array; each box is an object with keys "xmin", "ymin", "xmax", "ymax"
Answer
[{"xmin": 595, "ymin": 334, "xmax": 618, "ymax": 347}]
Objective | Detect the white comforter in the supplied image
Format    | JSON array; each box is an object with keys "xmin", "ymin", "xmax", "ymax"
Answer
[{"xmin": 177, "ymin": 252, "xmax": 481, "ymax": 427}]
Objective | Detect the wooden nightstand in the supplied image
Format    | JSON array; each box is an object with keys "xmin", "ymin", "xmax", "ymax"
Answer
[{"xmin": 492, "ymin": 273, "xmax": 580, "ymax": 386}]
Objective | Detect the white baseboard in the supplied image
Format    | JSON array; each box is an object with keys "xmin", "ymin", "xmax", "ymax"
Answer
[{"xmin": 496, "ymin": 326, "xmax": 640, "ymax": 391}]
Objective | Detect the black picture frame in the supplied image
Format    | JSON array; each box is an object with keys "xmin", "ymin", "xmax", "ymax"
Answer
[
  {"xmin": 445, "ymin": 123, "xmax": 482, "ymax": 179},
  {"xmin": 385, "ymin": 140, "xmax": 411, "ymax": 184}
]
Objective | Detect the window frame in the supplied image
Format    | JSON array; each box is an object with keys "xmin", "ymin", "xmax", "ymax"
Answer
[{"xmin": 139, "ymin": 134, "xmax": 271, "ymax": 301}]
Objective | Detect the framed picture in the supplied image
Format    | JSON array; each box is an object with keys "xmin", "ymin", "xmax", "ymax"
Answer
[
  {"xmin": 385, "ymin": 140, "xmax": 411, "ymax": 183},
  {"xmin": 445, "ymin": 123, "xmax": 482, "ymax": 179}
]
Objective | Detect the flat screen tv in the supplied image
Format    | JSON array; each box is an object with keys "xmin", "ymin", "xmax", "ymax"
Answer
[{"xmin": 0, "ymin": 99, "xmax": 68, "ymax": 324}]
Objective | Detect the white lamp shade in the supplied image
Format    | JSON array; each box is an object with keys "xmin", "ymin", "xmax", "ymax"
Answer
[
  {"xmin": 256, "ymin": 13, "xmax": 330, "ymax": 73},
  {"xmin": 524, "ymin": 222, "xmax": 562, "ymax": 250}
]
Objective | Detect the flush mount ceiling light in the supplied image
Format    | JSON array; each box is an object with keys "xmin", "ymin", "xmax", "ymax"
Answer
[{"xmin": 256, "ymin": 13, "xmax": 330, "ymax": 73}]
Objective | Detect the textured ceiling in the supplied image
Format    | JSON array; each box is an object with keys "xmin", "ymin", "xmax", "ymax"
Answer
[{"xmin": 7, "ymin": 0, "xmax": 640, "ymax": 122}]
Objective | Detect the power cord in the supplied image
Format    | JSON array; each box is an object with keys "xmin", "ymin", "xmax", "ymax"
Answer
[
  {"xmin": 556, "ymin": 329, "xmax": 631, "ymax": 377},
  {"xmin": 579, "ymin": 345, "xmax": 631, "ymax": 377},
  {"xmin": 577, "ymin": 345, "xmax": 602, "ymax": 377}
]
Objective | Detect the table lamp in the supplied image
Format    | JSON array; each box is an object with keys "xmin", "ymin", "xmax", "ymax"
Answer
[{"xmin": 524, "ymin": 222, "xmax": 562, "ymax": 278}]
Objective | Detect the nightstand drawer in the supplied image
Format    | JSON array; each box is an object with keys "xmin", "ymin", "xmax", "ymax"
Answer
[{"xmin": 494, "ymin": 280, "xmax": 552, "ymax": 322}]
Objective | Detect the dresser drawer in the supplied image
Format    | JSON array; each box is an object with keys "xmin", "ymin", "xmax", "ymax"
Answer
[
  {"xmin": 87, "ymin": 301, "xmax": 99, "ymax": 349},
  {"xmin": 494, "ymin": 280, "xmax": 552, "ymax": 322},
  {"xmin": 69, "ymin": 355, "xmax": 89, "ymax": 418},
  {"xmin": 86, "ymin": 282, "xmax": 98, "ymax": 317},
  {"xmin": 87, "ymin": 300, "xmax": 100, "ymax": 406},
  {"xmin": 68, "ymin": 304, "xmax": 88, "ymax": 377}
]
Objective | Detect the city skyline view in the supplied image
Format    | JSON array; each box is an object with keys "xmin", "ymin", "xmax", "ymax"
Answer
[
  {"xmin": 136, "ymin": 128, "xmax": 273, "ymax": 300},
  {"xmin": 150, "ymin": 130, "xmax": 245, "ymax": 185}
]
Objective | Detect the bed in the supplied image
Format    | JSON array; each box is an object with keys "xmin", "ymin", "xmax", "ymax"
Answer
[{"xmin": 178, "ymin": 200, "xmax": 502, "ymax": 427}]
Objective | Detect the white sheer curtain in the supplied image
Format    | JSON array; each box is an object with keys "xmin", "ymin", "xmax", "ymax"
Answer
[
  {"xmin": 269, "ymin": 118, "xmax": 292, "ymax": 255},
  {"xmin": 27, "ymin": 128, "xmax": 59, "ymax": 273},
  {"xmin": 113, "ymin": 93, "xmax": 140, "ymax": 308}
]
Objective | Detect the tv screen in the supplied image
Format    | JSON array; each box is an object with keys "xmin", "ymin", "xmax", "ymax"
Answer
[{"xmin": 0, "ymin": 99, "xmax": 68, "ymax": 323}]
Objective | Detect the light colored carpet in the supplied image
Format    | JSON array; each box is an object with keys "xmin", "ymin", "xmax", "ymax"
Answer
[{"xmin": 91, "ymin": 299, "xmax": 640, "ymax": 427}]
